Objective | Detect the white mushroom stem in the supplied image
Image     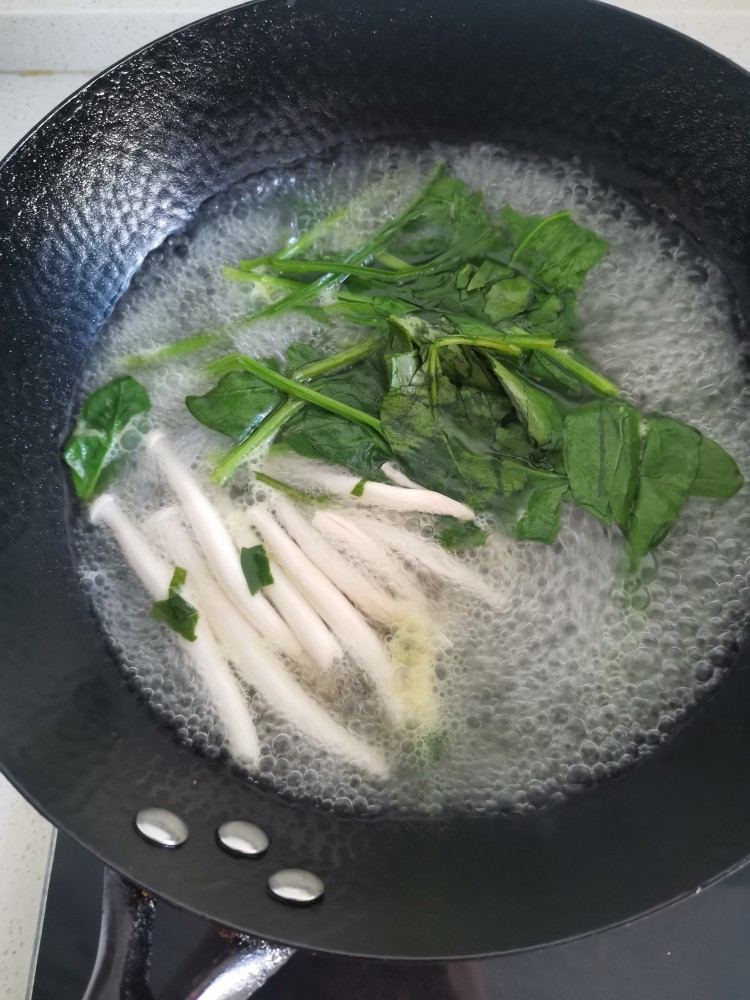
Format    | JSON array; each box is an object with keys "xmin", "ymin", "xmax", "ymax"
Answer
[
  {"xmin": 249, "ymin": 503, "xmax": 406, "ymax": 727},
  {"xmin": 380, "ymin": 462, "xmax": 423, "ymax": 490},
  {"xmin": 231, "ymin": 520, "xmax": 343, "ymax": 672},
  {"xmin": 146, "ymin": 430, "xmax": 302, "ymax": 661},
  {"xmin": 264, "ymin": 455, "xmax": 475, "ymax": 520},
  {"xmin": 312, "ymin": 510, "xmax": 413, "ymax": 600},
  {"xmin": 352, "ymin": 512, "xmax": 513, "ymax": 611},
  {"xmin": 89, "ymin": 494, "xmax": 260, "ymax": 766},
  {"xmin": 153, "ymin": 511, "xmax": 388, "ymax": 777},
  {"xmin": 272, "ymin": 496, "xmax": 405, "ymax": 626}
]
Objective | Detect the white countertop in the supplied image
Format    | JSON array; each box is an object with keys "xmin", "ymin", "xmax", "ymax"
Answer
[{"xmin": 1, "ymin": 2, "xmax": 748, "ymax": 995}]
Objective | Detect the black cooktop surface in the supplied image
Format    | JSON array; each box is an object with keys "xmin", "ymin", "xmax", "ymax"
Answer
[{"xmin": 32, "ymin": 833, "xmax": 750, "ymax": 999}]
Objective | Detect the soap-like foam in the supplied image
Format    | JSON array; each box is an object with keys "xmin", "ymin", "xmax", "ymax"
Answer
[{"xmin": 73, "ymin": 144, "xmax": 750, "ymax": 816}]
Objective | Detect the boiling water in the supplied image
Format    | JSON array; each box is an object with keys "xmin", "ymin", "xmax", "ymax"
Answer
[{"xmin": 74, "ymin": 144, "xmax": 750, "ymax": 816}]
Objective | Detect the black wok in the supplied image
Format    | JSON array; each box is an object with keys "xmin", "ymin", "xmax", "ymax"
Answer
[{"xmin": 1, "ymin": 0, "xmax": 750, "ymax": 965}]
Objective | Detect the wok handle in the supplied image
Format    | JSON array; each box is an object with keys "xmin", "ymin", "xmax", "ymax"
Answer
[
  {"xmin": 184, "ymin": 936, "xmax": 294, "ymax": 1000},
  {"xmin": 82, "ymin": 867, "xmax": 293, "ymax": 1000},
  {"xmin": 82, "ymin": 867, "xmax": 156, "ymax": 1000}
]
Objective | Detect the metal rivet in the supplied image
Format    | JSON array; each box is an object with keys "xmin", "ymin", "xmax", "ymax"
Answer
[
  {"xmin": 216, "ymin": 820, "xmax": 269, "ymax": 858},
  {"xmin": 134, "ymin": 807, "xmax": 188, "ymax": 848},
  {"xmin": 268, "ymin": 868, "xmax": 324, "ymax": 905}
]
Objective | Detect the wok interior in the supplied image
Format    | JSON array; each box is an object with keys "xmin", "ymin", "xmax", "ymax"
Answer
[{"xmin": 0, "ymin": 0, "xmax": 749, "ymax": 959}]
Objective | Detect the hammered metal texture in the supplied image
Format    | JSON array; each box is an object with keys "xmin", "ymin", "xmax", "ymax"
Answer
[{"xmin": 2, "ymin": 0, "xmax": 750, "ymax": 959}]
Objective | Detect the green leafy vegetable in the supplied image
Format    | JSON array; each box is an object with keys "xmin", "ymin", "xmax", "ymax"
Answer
[
  {"xmin": 691, "ymin": 435, "xmax": 744, "ymax": 498},
  {"xmin": 488, "ymin": 357, "xmax": 564, "ymax": 449},
  {"xmin": 215, "ymin": 400, "xmax": 304, "ymax": 485},
  {"xmin": 240, "ymin": 545, "xmax": 274, "ymax": 594},
  {"xmin": 255, "ymin": 471, "xmax": 331, "ymax": 506},
  {"xmin": 123, "ymin": 333, "xmax": 228, "ymax": 370},
  {"xmin": 227, "ymin": 354, "xmax": 384, "ymax": 434},
  {"xmin": 563, "ymin": 401, "xmax": 640, "ymax": 528},
  {"xmin": 177, "ymin": 163, "xmax": 743, "ymax": 567},
  {"xmin": 626, "ymin": 417, "xmax": 701, "ymax": 567},
  {"xmin": 63, "ymin": 375, "xmax": 150, "ymax": 501},
  {"xmin": 186, "ymin": 371, "xmax": 281, "ymax": 443},
  {"xmin": 187, "ymin": 336, "xmax": 386, "ymax": 482},
  {"xmin": 150, "ymin": 566, "xmax": 199, "ymax": 642},
  {"xmin": 416, "ymin": 729, "xmax": 449, "ymax": 764},
  {"xmin": 380, "ymin": 361, "xmax": 508, "ymax": 513},
  {"xmin": 437, "ymin": 517, "xmax": 490, "ymax": 550},
  {"xmin": 514, "ymin": 475, "xmax": 569, "ymax": 545},
  {"xmin": 281, "ymin": 351, "xmax": 391, "ymax": 475},
  {"xmin": 503, "ymin": 207, "xmax": 610, "ymax": 294}
]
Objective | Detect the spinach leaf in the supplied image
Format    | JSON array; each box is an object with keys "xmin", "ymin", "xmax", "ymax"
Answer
[
  {"xmin": 150, "ymin": 566, "xmax": 199, "ymax": 642},
  {"xmin": 186, "ymin": 371, "xmax": 281, "ymax": 443},
  {"xmin": 284, "ymin": 341, "xmax": 327, "ymax": 369},
  {"xmin": 493, "ymin": 421, "xmax": 537, "ymax": 460},
  {"xmin": 523, "ymin": 351, "xmax": 583, "ymax": 398},
  {"xmin": 381, "ymin": 356, "xmax": 544, "ymax": 510},
  {"xmin": 488, "ymin": 358, "xmax": 564, "ymax": 449},
  {"xmin": 194, "ymin": 337, "xmax": 385, "ymax": 480},
  {"xmin": 202, "ymin": 165, "xmax": 741, "ymax": 566},
  {"xmin": 186, "ymin": 341, "xmax": 328, "ymax": 442},
  {"xmin": 498, "ymin": 204, "xmax": 549, "ymax": 250},
  {"xmin": 627, "ymin": 416, "xmax": 702, "ymax": 567},
  {"xmin": 323, "ymin": 288, "xmax": 419, "ymax": 329},
  {"xmin": 502, "ymin": 208, "xmax": 609, "ymax": 294},
  {"xmin": 437, "ymin": 517, "xmax": 490, "ymax": 550},
  {"xmin": 386, "ymin": 171, "xmax": 497, "ymax": 268},
  {"xmin": 690, "ymin": 435, "xmax": 744, "ymax": 498},
  {"xmin": 63, "ymin": 375, "xmax": 150, "ymax": 501},
  {"xmin": 515, "ymin": 477, "xmax": 570, "ymax": 545},
  {"xmin": 240, "ymin": 544, "xmax": 274, "ymax": 594},
  {"xmin": 380, "ymin": 360, "xmax": 506, "ymax": 512},
  {"xmin": 626, "ymin": 417, "xmax": 743, "ymax": 566},
  {"xmin": 563, "ymin": 401, "xmax": 640, "ymax": 528},
  {"xmin": 483, "ymin": 276, "xmax": 535, "ymax": 323},
  {"xmin": 281, "ymin": 352, "xmax": 391, "ymax": 476}
]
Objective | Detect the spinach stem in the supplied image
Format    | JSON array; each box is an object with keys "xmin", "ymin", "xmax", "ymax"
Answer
[
  {"xmin": 248, "ymin": 163, "xmax": 448, "ymax": 322},
  {"xmin": 234, "ymin": 199, "xmax": 357, "ymax": 270},
  {"xmin": 123, "ymin": 333, "xmax": 227, "ymax": 370},
  {"xmin": 376, "ymin": 251, "xmax": 412, "ymax": 271},
  {"xmin": 212, "ymin": 399, "xmax": 305, "ymax": 484},
  {"xmin": 539, "ymin": 346, "xmax": 619, "ymax": 396},
  {"xmin": 210, "ymin": 335, "xmax": 384, "ymax": 483},
  {"xmin": 255, "ymin": 471, "xmax": 331, "ymax": 505},
  {"xmin": 278, "ymin": 204, "xmax": 353, "ymax": 259},
  {"xmin": 427, "ymin": 345, "xmax": 441, "ymax": 412},
  {"xmin": 293, "ymin": 335, "xmax": 381, "ymax": 379},
  {"xmin": 233, "ymin": 355, "xmax": 384, "ymax": 433},
  {"xmin": 254, "ymin": 223, "xmax": 496, "ymax": 288},
  {"xmin": 208, "ymin": 333, "xmax": 380, "ymax": 381},
  {"xmin": 435, "ymin": 335, "xmax": 553, "ymax": 357},
  {"xmin": 261, "ymin": 257, "xmax": 422, "ymax": 280},
  {"xmin": 223, "ymin": 267, "xmax": 301, "ymax": 291}
]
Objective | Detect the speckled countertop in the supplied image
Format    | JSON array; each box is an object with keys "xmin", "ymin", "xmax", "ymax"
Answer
[{"xmin": 0, "ymin": 2, "xmax": 748, "ymax": 996}]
